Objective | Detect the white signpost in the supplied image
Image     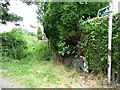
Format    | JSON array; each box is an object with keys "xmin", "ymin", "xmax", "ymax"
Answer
[
  {"xmin": 97, "ymin": 6, "xmax": 110, "ymax": 17},
  {"xmin": 97, "ymin": 1, "xmax": 113, "ymax": 85}
]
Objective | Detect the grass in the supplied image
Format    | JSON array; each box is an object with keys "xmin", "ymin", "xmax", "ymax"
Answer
[
  {"xmin": 2, "ymin": 59, "xmax": 76, "ymax": 88},
  {"xmin": 1, "ymin": 57, "xmax": 110, "ymax": 88}
]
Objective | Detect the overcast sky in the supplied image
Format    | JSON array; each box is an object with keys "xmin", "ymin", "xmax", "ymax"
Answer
[{"xmin": 0, "ymin": 0, "xmax": 41, "ymax": 34}]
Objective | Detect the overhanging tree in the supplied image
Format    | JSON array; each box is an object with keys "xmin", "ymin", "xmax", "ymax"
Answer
[
  {"xmin": 0, "ymin": 2, "xmax": 23, "ymax": 24},
  {"xmin": 37, "ymin": 2, "xmax": 108, "ymax": 57}
]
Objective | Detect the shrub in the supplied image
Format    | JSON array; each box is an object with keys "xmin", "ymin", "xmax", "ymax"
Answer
[
  {"xmin": 1, "ymin": 28, "xmax": 37, "ymax": 60},
  {"xmin": 81, "ymin": 14, "xmax": 120, "ymax": 72},
  {"xmin": 33, "ymin": 42, "xmax": 51, "ymax": 61},
  {"xmin": 37, "ymin": 28, "xmax": 43, "ymax": 40}
]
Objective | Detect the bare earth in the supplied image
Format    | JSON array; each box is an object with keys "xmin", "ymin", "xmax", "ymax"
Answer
[
  {"xmin": 0, "ymin": 77, "xmax": 22, "ymax": 89},
  {"xmin": 0, "ymin": 69, "xmax": 22, "ymax": 89}
]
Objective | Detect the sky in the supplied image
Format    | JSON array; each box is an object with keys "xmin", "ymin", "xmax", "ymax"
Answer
[
  {"xmin": 0, "ymin": 0, "xmax": 42, "ymax": 34},
  {"xmin": 112, "ymin": 0, "xmax": 120, "ymax": 13},
  {"xmin": 0, "ymin": 0, "xmax": 120, "ymax": 34}
]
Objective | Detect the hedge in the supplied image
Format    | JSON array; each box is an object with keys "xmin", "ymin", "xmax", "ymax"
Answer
[{"xmin": 81, "ymin": 14, "xmax": 120, "ymax": 73}]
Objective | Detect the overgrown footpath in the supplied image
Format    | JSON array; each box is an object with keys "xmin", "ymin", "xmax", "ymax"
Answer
[
  {"xmin": 0, "ymin": 28, "xmax": 112, "ymax": 88},
  {"xmin": 3, "ymin": 59, "xmax": 107, "ymax": 88},
  {"xmin": 1, "ymin": 58, "xmax": 109, "ymax": 88},
  {"xmin": 0, "ymin": 2, "xmax": 120, "ymax": 88}
]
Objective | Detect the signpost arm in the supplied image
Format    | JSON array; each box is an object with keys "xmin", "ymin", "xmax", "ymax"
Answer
[{"xmin": 108, "ymin": 0, "xmax": 113, "ymax": 85}]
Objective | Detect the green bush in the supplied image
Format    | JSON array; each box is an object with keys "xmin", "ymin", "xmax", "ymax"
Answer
[
  {"xmin": 1, "ymin": 28, "xmax": 37, "ymax": 60},
  {"xmin": 37, "ymin": 28, "xmax": 43, "ymax": 40},
  {"xmin": 33, "ymin": 42, "xmax": 51, "ymax": 61},
  {"xmin": 81, "ymin": 14, "xmax": 120, "ymax": 72}
]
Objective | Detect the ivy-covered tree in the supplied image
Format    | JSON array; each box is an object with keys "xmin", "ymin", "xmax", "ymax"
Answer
[
  {"xmin": 0, "ymin": 2, "xmax": 23, "ymax": 24},
  {"xmin": 37, "ymin": 2, "xmax": 108, "ymax": 56}
]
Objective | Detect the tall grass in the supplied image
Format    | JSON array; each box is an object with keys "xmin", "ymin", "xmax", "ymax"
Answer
[{"xmin": 32, "ymin": 42, "xmax": 51, "ymax": 61}]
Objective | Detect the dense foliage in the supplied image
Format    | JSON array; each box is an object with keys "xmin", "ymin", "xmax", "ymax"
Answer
[
  {"xmin": 1, "ymin": 28, "xmax": 37, "ymax": 60},
  {"xmin": 37, "ymin": 2, "xmax": 108, "ymax": 24},
  {"xmin": 37, "ymin": 2, "xmax": 108, "ymax": 57},
  {"xmin": 81, "ymin": 14, "xmax": 120, "ymax": 72}
]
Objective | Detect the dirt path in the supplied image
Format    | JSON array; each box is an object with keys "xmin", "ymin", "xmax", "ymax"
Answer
[
  {"xmin": 0, "ymin": 77, "xmax": 22, "ymax": 89},
  {"xmin": 0, "ymin": 69, "xmax": 22, "ymax": 89}
]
